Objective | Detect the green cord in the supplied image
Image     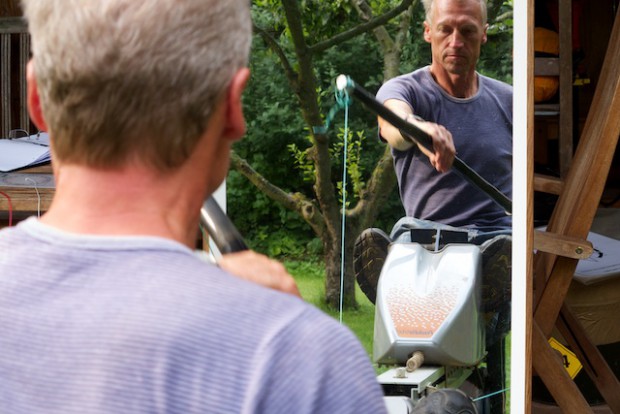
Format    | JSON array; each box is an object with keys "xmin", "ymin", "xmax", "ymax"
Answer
[
  {"xmin": 471, "ymin": 387, "xmax": 510, "ymax": 402},
  {"xmin": 312, "ymin": 86, "xmax": 352, "ymax": 135},
  {"xmin": 311, "ymin": 80, "xmax": 353, "ymax": 323}
]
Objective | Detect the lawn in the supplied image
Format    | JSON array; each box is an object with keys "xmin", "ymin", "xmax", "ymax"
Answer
[{"xmin": 285, "ymin": 259, "xmax": 376, "ymax": 356}]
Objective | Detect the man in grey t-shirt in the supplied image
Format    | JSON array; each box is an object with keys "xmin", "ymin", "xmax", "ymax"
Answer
[{"xmin": 354, "ymin": 0, "xmax": 512, "ymax": 412}]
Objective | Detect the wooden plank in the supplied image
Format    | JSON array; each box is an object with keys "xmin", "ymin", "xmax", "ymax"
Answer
[
  {"xmin": 534, "ymin": 255, "xmax": 580, "ymax": 330},
  {"xmin": 1, "ymin": 25, "xmax": 30, "ymax": 136},
  {"xmin": 0, "ymin": 2, "xmax": 23, "ymax": 19},
  {"xmin": 0, "ymin": 166, "xmax": 54, "ymax": 213},
  {"xmin": 533, "ymin": 173, "xmax": 563, "ymax": 195},
  {"xmin": 558, "ymin": 0, "xmax": 574, "ymax": 177},
  {"xmin": 534, "ymin": 57, "xmax": 560, "ymax": 76},
  {"xmin": 534, "ymin": 103, "xmax": 560, "ymax": 115},
  {"xmin": 0, "ymin": 186, "xmax": 54, "ymax": 212},
  {"xmin": 525, "ymin": 1, "xmax": 534, "ymax": 411},
  {"xmin": 18, "ymin": 32, "xmax": 29, "ymax": 130},
  {"xmin": 0, "ymin": 17, "xmax": 27, "ymax": 34},
  {"xmin": 533, "ymin": 230, "xmax": 592, "ymax": 260}
]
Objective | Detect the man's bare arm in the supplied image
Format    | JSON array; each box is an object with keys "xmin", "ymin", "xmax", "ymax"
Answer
[{"xmin": 378, "ymin": 98, "xmax": 456, "ymax": 172}]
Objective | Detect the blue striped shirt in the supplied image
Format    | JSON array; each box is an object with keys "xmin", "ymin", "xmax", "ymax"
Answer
[{"xmin": 0, "ymin": 218, "xmax": 387, "ymax": 413}]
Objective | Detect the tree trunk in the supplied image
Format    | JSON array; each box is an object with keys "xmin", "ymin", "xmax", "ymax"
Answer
[
  {"xmin": 324, "ymin": 226, "xmax": 358, "ymax": 309},
  {"xmin": 245, "ymin": 0, "xmax": 416, "ymax": 309}
]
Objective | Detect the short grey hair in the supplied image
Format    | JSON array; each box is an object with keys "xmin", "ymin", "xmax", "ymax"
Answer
[
  {"xmin": 422, "ymin": 0, "xmax": 488, "ymax": 26},
  {"xmin": 23, "ymin": 0, "xmax": 252, "ymax": 171}
]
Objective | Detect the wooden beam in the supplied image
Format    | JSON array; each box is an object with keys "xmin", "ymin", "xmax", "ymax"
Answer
[
  {"xmin": 533, "ymin": 173, "xmax": 563, "ymax": 195},
  {"xmin": 533, "ymin": 230, "xmax": 592, "ymax": 260},
  {"xmin": 0, "ymin": 17, "xmax": 26, "ymax": 34},
  {"xmin": 525, "ymin": 0, "xmax": 534, "ymax": 411}
]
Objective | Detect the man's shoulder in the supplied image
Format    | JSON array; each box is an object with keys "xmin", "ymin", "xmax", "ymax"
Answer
[
  {"xmin": 479, "ymin": 73, "xmax": 513, "ymax": 95},
  {"xmin": 376, "ymin": 66, "xmax": 434, "ymax": 103},
  {"xmin": 381, "ymin": 66, "xmax": 429, "ymax": 88}
]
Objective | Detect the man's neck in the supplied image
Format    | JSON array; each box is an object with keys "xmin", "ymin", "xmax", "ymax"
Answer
[
  {"xmin": 41, "ymin": 163, "xmax": 205, "ymax": 247},
  {"xmin": 429, "ymin": 64, "xmax": 479, "ymax": 99}
]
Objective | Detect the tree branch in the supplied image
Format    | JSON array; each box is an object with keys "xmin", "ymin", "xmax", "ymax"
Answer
[
  {"xmin": 494, "ymin": 10, "xmax": 513, "ymax": 23},
  {"xmin": 230, "ymin": 151, "xmax": 325, "ymax": 234},
  {"xmin": 345, "ymin": 0, "xmax": 413, "ymax": 227},
  {"xmin": 280, "ymin": 0, "xmax": 343, "ymax": 240},
  {"xmin": 351, "ymin": 0, "xmax": 394, "ymax": 53},
  {"xmin": 253, "ymin": 23, "xmax": 299, "ymax": 91},
  {"xmin": 309, "ymin": 0, "xmax": 415, "ymax": 54},
  {"xmin": 281, "ymin": 0, "xmax": 311, "ymax": 60},
  {"xmin": 394, "ymin": 1, "xmax": 415, "ymax": 50},
  {"xmin": 350, "ymin": 0, "xmax": 417, "ymax": 81}
]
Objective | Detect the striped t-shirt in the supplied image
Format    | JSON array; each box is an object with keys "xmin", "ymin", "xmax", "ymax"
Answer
[{"xmin": 0, "ymin": 218, "xmax": 387, "ymax": 414}]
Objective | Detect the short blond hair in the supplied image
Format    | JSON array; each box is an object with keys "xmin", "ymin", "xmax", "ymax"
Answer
[
  {"xmin": 23, "ymin": 0, "xmax": 252, "ymax": 171},
  {"xmin": 422, "ymin": 0, "xmax": 488, "ymax": 25}
]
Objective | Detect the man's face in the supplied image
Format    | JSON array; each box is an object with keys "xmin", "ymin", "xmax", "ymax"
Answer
[{"xmin": 424, "ymin": 0, "xmax": 488, "ymax": 75}]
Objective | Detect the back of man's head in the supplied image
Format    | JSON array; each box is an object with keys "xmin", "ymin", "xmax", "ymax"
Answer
[{"xmin": 23, "ymin": 0, "xmax": 251, "ymax": 171}]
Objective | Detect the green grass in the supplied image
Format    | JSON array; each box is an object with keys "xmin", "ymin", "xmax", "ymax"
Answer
[
  {"xmin": 285, "ymin": 259, "xmax": 376, "ymax": 357},
  {"xmin": 285, "ymin": 258, "xmax": 512, "ymax": 411}
]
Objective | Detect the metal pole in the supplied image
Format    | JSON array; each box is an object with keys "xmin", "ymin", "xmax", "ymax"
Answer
[{"xmin": 200, "ymin": 197, "xmax": 248, "ymax": 254}]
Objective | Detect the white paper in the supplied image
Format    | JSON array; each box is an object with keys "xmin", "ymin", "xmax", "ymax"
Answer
[
  {"xmin": 0, "ymin": 132, "xmax": 51, "ymax": 172},
  {"xmin": 14, "ymin": 132, "xmax": 50, "ymax": 147},
  {"xmin": 574, "ymin": 231, "xmax": 620, "ymax": 285}
]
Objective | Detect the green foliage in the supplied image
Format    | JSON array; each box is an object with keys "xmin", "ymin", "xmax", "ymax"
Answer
[
  {"xmin": 251, "ymin": 0, "xmax": 287, "ymax": 31},
  {"xmin": 293, "ymin": 1, "xmax": 356, "ymax": 42},
  {"xmin": 227, "ymin": 169, "xmax": 316, "ymax": 259},
  {"xmin": 399, "ymin": 6, "xmax": 433, "ymax": 74},
  {"xmin": 230, "ymin": 13, "xmax": 401, "ymax": 255},
  {"xmin": 227, "ymin": 33, "xmax": 316, "ymax": 257},
  {"xmin": 332, "ymin": 129, "xmax": 367, "ymax": 205},
  {"xmin": 231, "ymin": 0, "xmax": 513, "ymax": 258},
  {"xmin": 287, "ymin": 141, "xmax": 315, "ymax": 183},
  {"xmin": 480, "ymin": 0, "xmax": 514, "ymax": 84}
]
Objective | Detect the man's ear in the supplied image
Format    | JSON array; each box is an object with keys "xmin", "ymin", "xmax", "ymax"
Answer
[
  {"xmin": 481, "ymin": 23, "xmax": 489, "ymax": 44},
  {"xmin": 221, "ymin": 67, "xmax": 250, "ymax": 141},
  {"xmin": 26, "ymin": 60, "xmax": 48, "ymax": 132},
  {"xmin": 423, "ymin": 21, "xmax": 432, "ymax": 43}
]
